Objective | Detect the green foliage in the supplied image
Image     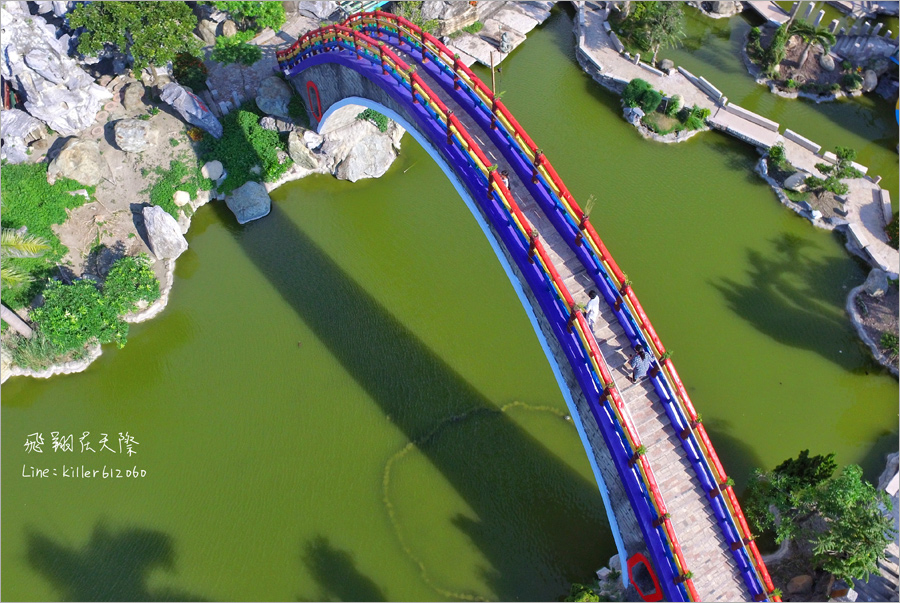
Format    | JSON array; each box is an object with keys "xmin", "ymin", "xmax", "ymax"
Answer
[
  {"xmin": 665, "ymin": 94, "xmax": 682, "ymax": 116},
  {"xmin": 461, "ymin": 21, "xmax": 484, "ymax": 35},
  {"xmin": 0, "ymin": 164, "xmax": 93, "ymax": 308},
  {"xmin": 768, "ymin": 142, "xmax": 786, "ymax": 167},
  {"xmin": 68, "ymin": 1, "xmax": 199, "ymax": 72},
  {"xmin": 198, "ymin": 104, "xmax": 293, "ymax": 194},
  {"xmin": 1, "ymin": 228, "xmax": 51, "ymax": 292},
  {"xmin": 622, "ymin": 78, "xmax": 651, "ymax": 108},
  {"xmin": 805, "ymin": 175, "xmax": 849, "ymax": 195},
  {"xmin": 641, "ymin": 88, "xmax": 663, "ymax": 113},
  {"xmin": 210, "ymin": 1, "xmax": 286, "ymax": 31},
  {"xmin": 881, "ymin": 332, "xmax": 899, "ymax": 355},
  {"xmin": 394, "ymin": 1, "xmax": 439, "ymax": 34},
  {"xmin": 749, "ymin": 26, "xmax": 761, "ymax": 42},
  {"xmin": 169, "ymin": 138, "xmax": 180, "ymax": 147},
  {"xmin": 786, "ymin": 78, "xmax": 798, "ymax": 89},
  {"xmin": 764, "ymin": 23, "xmax": 789, "ymax": 75},
  {"xmin": 565, "ymin": 583, "xmax": 600, "ymax": 602},
  {"xmin": 6, "ymin": 330, "xmax": 84, "ymax": 371},
  {"xmin": 841, "ymin": 60, "xmax": 852, "ymax": 70},
  {"xmin": 288, "ymin": 95, "xmax": 309, "ymax": 126},
  {"xmin": 807, "ymin": 146, "xmax": 861, "ymax": 195},
  {"xmin": 681, "ymin": 104, "xmax": 710, "ymax": 130},
  {"xmin": 789, "ymin": 21, "xmax": 836, "ymax": 54},
  {"xmin": 212, "ymin": 35, "xmax": 262, "ymax": 65},
  {"xmin": 843, "ymin": 72, "xmax": 863, "ymax": 90},
  {"xmin": 641, "ymin": 1, "xmax": 685, "ymax": 63},
  {"xmin": 31, "ymin": 280, "xmax": 127, "ymax": 350},
  {"xmin": 142, "ymin": 159, "xmax": 213, "ymax": 218},
  {"xmin": 641, "ymin": 112, "xmax": 685, "ymax": 135},
  {"xmin": 103, "ymin": 254, "xmax": 160, "ymax": 314},
  {"xmin": 173, "ymin": 52, "xmax": 209, "ymax": 91},
  {"xmin": 785, "ymin": 189, "xmax": 810, "ymax": 204},
  {"xmin": 357, "ymin": 108, "xmax": 389, "ymax": 132},
  {"xmin": 745, "ymin": 452, "xmax": 896, "ymax": 583},
  {"xmin": 886, "ymin": 212, "xmax": 899, "ymax": 250}
]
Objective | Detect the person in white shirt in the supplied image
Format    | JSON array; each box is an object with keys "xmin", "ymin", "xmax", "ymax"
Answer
[{"xmin": 585, "ymin": 290, "xmax": 600, "ymax": 332}]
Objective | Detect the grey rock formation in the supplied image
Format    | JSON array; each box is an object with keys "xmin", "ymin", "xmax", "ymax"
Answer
[
  {"xmin": 0, "ymin": 6, "xmax": 112, "ymax": 135},
  {"xmin": 113, "ymin": 119, "xmax": 158, "ymax": 153},
  {"xmin": 259, "ymin": 116, "xmax": 278, "ymax": 131},
  {"xmin": 288, "ymin": 130, "xmax": 319, "ymax": 169},
  {"xmin": 0, "ymin": 108, "xmax": 46, "ymax": 164},
  {"xmin": 783, "ymin": 171, "xmax": 810, "ymax": 192},
  {"xmin": 122, "ymin": 82, "xmax": 147, "ymax": 112},
  {"xmin": 201, "ymin": 160, "xmax": 224, "ymax": 180},
  {"xmin": 173, "ymin": 191, "xmax": 191, "ymax": 207},
  {"xmin": 303, "ymin": 129, "xmax": 324, "ymax": 150},
  {"xmin": 334, "ymin": 134, "xmax": 396, "ymax": 181},
  {"xmin": 863, "ymin": 268, "xmax": 889, "ymax": 297},
  {"xmin": 711, "ymin": 1, "xmax": 742, "ymax": 15},
  {"xmin": 623, "ymin": 106, "xmax": 644, "ymax": 126},
  {"xmin": 819, "ymin": 53, "xmax": 835, "ymax": 72},
  {"xmin": 255, "ymin": 76, "xmax": 293, "ymax": 119},
  {"xmin": 142, "ymin": 205, "xmax": 188, "ymax": 260},
  {"xmin": 226, "ymin": 181, "xmax": 271, "ymax": 224},
  {"xmin": 160, "ymin": 82, "xmax": 223, "ymax": 138},
  {"xmin": 197, "ymin": 18, "xmax": 218, "ymax": 45},
  {"xmin": 659, "ymin": 58, "xmax": 675, "ymax": 72},
  {"xmin": 295, "ymin": 2, "xmax": 338, "ymax": 20},
  {"xmin": 862, "ymin": 69, "xmax": 878, "ymax": 92},
  {"xmin": 47, "ymin": 138, "xmax": 101, "ymax": 186}
]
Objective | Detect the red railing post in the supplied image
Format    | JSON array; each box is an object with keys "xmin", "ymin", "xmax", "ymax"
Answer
[
  {"xmin": 421, "ymin": 30, "xmax": 428, "ymax": 62},
  {"xmin": 531, "ymin": 151, "xmax": 543, "ymax": 184},
  {"xmin": 379, "ymin": 43, "xmax": 387, "ymax": 75},
  {"xmin": 446, "ymin": 109, "xmax": 453, "ymax": 145},
  {"xmin": 453, "ymin": 58, "xmax": 461, "ymax": 90},
  {"xmin": 528, "ymin": 229, "xmax": 538, "ymax": 264}
]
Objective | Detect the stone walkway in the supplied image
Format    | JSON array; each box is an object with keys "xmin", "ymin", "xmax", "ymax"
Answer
[{"xmin": 575, "ymin": 3, "xmax": 899, "ymax": 276}]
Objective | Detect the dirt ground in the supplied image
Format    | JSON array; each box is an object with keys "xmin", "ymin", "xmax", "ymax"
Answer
[
  {"xmin": 780, "ymin": 35, "xmax": 843, "ymax": 88},
  {"xmin": 28, "ymin": 75, "xmax": 207, "ymax": 288},
  {"xmin": 855, "ymin": 284, "xmax": 900, "ymax": 364}
]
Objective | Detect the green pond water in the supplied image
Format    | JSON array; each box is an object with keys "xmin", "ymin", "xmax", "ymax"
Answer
[{"xmin": 3, "ymin": 6, "xmax": 898, "ymax": 601}]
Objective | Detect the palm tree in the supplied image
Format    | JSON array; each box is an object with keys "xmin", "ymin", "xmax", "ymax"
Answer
[
  {"xmin": 643, "ymin": 2, "xmax": 685, "ymax": 66},
  {"xmin": 1, "ymin": 228, "xmax": 50, "ymax": 339},
  {"xmin": 789, "ymin": 21, "xmax": 837, "ymax": 69}
]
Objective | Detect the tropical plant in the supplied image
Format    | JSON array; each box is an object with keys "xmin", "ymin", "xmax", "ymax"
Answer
[
  {"xmin": 745, "ymin": 451, "xmax": 896, "ymax": 583},
  {"xmin": 1, "ymin": 228, "xmax": 51, "ymax": 339},
  {"xmin": 31, "ymin": 280, "xmax": 128, "ymax": 351},
  {"xmin": 68, "ymin": 2, "xmax": 200, "ymax": 73},
  {"xmin": 357, "ymin": 108, "xmax": 389, "ymax": 132},
  {"xmin": 789, "ymin": 21, "xmax": 836, "ymax": 68},
  {"xmin": 103, "ymin": 254, "xmax": 161, "ymax": 314},
  {"xmin": 768, "ymin": 142, "xmax": 787, "ymax": 168},
  {"xmin": 642, "ymin": 1, "xmax": 685, "ymax": 65},
  {"xmin": 765, "ymin": 23, "xmax": 790, "ymax": 76}
]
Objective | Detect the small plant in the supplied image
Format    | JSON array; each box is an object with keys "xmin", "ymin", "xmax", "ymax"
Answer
[
  {"xmin": 212, "ymin": 35, "xmax": 262, "ymax": 65},
  {"xmin": 622, "ymin": 78, "xmax": 662, "ymax": 112},
  {"xmin": 785, "ymin": 78, "xmax": 798, "ymax": 89},
  {"xmin": 187, "ymin": 127, "xmax": 205, "ymax": 142},
  {"xmin": 356, "ymin": 108, "xmax": 389, "ymax": 132},
  {"xmin": 723, "ymin": 476, "xmax": 735, "ymax": 488},
  {"xmin": 885, "ymin": 212, "xmax": 898, "ymax": 249},
  {"xmin": 880, "ymin": 332, "xmax": 899, "ymax": 356},
  {"xmin": 461, "ymin": 20, "xmax": 484, "ymax": 35},
  {"xmin": 169, "ymin": 137, "xmax": 180, "ymax": 147},
  {"xmin": 31, "ymin": 279, "xmax": 128, "ymax": 350},
  {"xmin": 768, "ymin": 143, "xmax": 786, "ymax": 168},
  {"xmin": 659, "ymin": 350, "xmax": 673, "ymax": 362},
  {"xmin": 149, "ymin": 106, "xmax": 160, "ymax": 116},
  {"xmin": 633, "ymin": 444, "xmax": 647, "ymax": 456},
  {"xmin": 842, "ymin": 72, "xmax": 863, "ymax": 90},
  {"xmin": 771, "ymin": 588, "xmax": 783, "ymax": 599},
  {"xmin": 103, "ymin": 253, "xmax": 160, "ymax": 314},
  {"xmin": 137, "ymin": 113, "xmax": 151, "ymax": 121},
  {"xmin": 841, "ymin": 60, "xmax": 852, "ymax": 70}
]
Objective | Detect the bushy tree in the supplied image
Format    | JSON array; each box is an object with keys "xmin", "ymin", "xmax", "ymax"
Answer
[
  {"xmin": 69, "ymin": 2, "xmax": 199, "ymax": 73},
  {"xmin": 642, "ymin": 2, "xmax": 685, "ymax": 65},
  {"xmin": 789, "ymin": 21, "xmax": 836, "ymax": 68},
  {"xmin": 745, "ymin": 450, "xmax": 895, "ymax": 584},
  {"xmin": 211, "ymin": 1, "xmax": 286, "ymax": 31},
  {"xmin": 31, "ymin": 280, "xmax": 128, "ymax": 350}
]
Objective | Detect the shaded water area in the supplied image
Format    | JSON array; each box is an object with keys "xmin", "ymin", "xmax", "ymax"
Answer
[{"xmin": 2, "ymin": 6, "xmax": 898, "ymax": 601}]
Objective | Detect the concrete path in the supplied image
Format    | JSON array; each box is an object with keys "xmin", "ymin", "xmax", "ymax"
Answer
[
  {"xmin": 575, "ymin": 3, "xmax": 899, "ymax": 276},
  {"xmin": 744, "ymin": 1, "xmax": 792, "ymax": 25}
]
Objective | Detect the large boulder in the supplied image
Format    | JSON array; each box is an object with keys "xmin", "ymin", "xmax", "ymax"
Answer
[
  {"xmin": 142, "ymin": 205, "xmax": 188, "ymax": 260},
  {"xmin": 197, "ymin": 18, "xmax": 218, "ymax": 45},
  {"xmin": 0, "ymin": 7, "xmax": 112, "ymax": 135},
  {"xmin": 256, "ymin": 76, "xmax": 293, "ymax": 119},
  {"xmin": 122, "ymin": 82, "xmax": 148, "ymax": 112},
  {"xmin": 296, "ymin": 2, "xmax": 338, "ymax": 20},
  {"xmin": 819, "ymin": 54, "xmax": 836, "ymax": 72},
  {"xmin": 222, "ymin": 19, "xmax": 238, "ymax": 38},
  {"xmin": 863, "ymin": 268, "xmax": 889, "ymax": 298},
  {"xmin": 862, "ymin": 69, "xmax": 878, "ymax": 93},
  {"xmin": 201, "ymin": 160, "xmax": 224, "ymax": 180},
  {"xmin": 0, "ymin": 108, "xmax": 46, "ymax": 164},
  {"xmin": 160, "ymin": 82, "xmax": 223, "ymax": 138},
  {"xmin": 113, "ymin": 119, "xmax": 158, "ymax": 152},
  {"xmin": 334, "ymin": 134, "xmax": 397, "ymax": 182},
  {"xmin": 226, "ymin": 181, "xmax": 271, "ymax": 224},
  {"xmin": 783, "ymin": 171, "xmax": 810, "ymax": 192},
  {"xmin": 288, "ymin": 130, "xmax": 319, "ymax": 169},
  {"xmin": 47, "ymin": 138, "xmax": 101, "ymax": 186}
]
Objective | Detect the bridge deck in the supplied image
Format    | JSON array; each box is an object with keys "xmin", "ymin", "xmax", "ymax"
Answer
[{"xmin": 408, "ymin": 53, "xmax": 752, "ymax": 603}]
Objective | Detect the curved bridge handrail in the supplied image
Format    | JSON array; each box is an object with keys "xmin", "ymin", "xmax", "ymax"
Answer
[
  {"xmin": 280, "ymin": 27, "xmax": 695, "ymax": 599},
  {"xmin": 279, "ymin": 18, "xmax": 700, "ymax": 601},
  {"xmin": 332, "ymin": 11, "xmax": 780, "ymax": 601},
  {"xmin": 276, "ymin": 18, "xmax": 780, "ymax": 600}
]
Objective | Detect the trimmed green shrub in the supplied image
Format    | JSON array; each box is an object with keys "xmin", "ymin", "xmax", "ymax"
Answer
[
  {"xmin": 31, "ymin": 279, "xmax": 128, "ymax": 350},
  {"xmin": 143, "ymin": 159, "xmax": 213, "ymax": 218},
  {"xmin": 211, "ymin": 1, "xmax": 286, "ymax": 31},
  {"xmin": 842, "ymin": 72, "xmax": 863, "ymax": 90},
  {"xmin": 640, "ymin": 88, "xmax": 663, "ymax": 113},
  {"xmin": 768, "ymin": 142, "xmax": 786, "ymax": 167},
  {"xmin": 212, "ymin": 35, "xmax": 262, "ymax": 65},
  {"xmin": 103, "ymin": 254, "xmax": 160, "ymax": 314},
  {"xmin": 356, "ymin": 108, "xmax": 389, "ymax": 132},
  {"xmin": 622, "ymin": 78, "xmax": 653, "ymax": 108},
  {"xmin": 681, "ymin": 104, "xmax": 710, "ymax": 130}
]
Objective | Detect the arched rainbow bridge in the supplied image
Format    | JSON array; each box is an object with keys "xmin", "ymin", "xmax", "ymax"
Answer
[{"xmin": 276, "ymin": 11, "xmax": 780, "ymax": 603}]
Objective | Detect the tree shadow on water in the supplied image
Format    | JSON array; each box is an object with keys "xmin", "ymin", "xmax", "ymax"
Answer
[
  {"xmin": 211, "ymin": 201, "xmax": 610, "ymax": 600},
  {"xmin": 711, "ymin": 232, "xmax": 865, "ymax": 370},
  {"xmin": 26, "ymin": 523, "xmax": 205, "ymax": 601},
  {"xmin": 299, "ymin": 536, "xmax": 386, "ymax": 602}
]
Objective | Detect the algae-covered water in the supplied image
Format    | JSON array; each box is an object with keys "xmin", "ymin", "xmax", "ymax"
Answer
[{"xmin": 2, "ymin": 7, "xmax": 897, "ymax": 601}]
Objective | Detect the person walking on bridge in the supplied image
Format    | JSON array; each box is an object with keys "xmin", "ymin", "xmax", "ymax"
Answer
[
  {"xmin": 585, "ymin": 290, "xmax": 600, "ymax": 331},
  {"xmin": 628, "ymin": 345, "xmax": 652, "ymax": 384}
]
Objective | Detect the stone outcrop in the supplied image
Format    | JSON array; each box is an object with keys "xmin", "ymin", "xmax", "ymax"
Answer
[
  {"xmin": 160, "ymin": 82, "xmax": 223, "ymax": 138},
  {"xmin": 255, "ymin": 76, "xmax": 293, "ymax": 119},
  {"xmin": 863, "ymin": 268, "xmax": 890, "ymax": 297},
  {"xmin": 0, "ymin": 6, "xmax": 112, "ymax": 135},
  {"xmin": 0, "ymin": 108, "xmax": 46, "ymax": 164},
  {"xmin": 783, "ymin": 171, "xmax": 810, "ymax": 192},
  {"xmin": 288, "ymin": 129, "xmax": 319, "ymax": 170},
  {"xmin": 226, "ymin": 181, "xmax": 271, "ymax": 224},
  {"xmin": 317, "ymin": 114, "xmax": 404, "ymax": 182},
  {"xmin": 863, "ymin": 69, "xmax": 879, "ymax": 93},
  {"xmin": 122, "ymin": 82, "xmax": 148, "ymax": 112},
  {"xmin": 201, "ymin": 160, "xmax": 224, "ymax": 180},
  {"xmin": 142, "ymin": 205, "xmax": 188, "ymax": 260},
  {"xmin": 47, "ymin": 138, "xmax": 101, "ymax": 186},
  {"xmin": 113, "ymin": 118, "xmax": 158, "ymax": 153},
  {"xmin": 293, "ymin": 2, "xmax": 338, "ymax": 20},
  {"xmin": 820, "ymin": 54, "xmax": 836, "ymax": 72}
]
